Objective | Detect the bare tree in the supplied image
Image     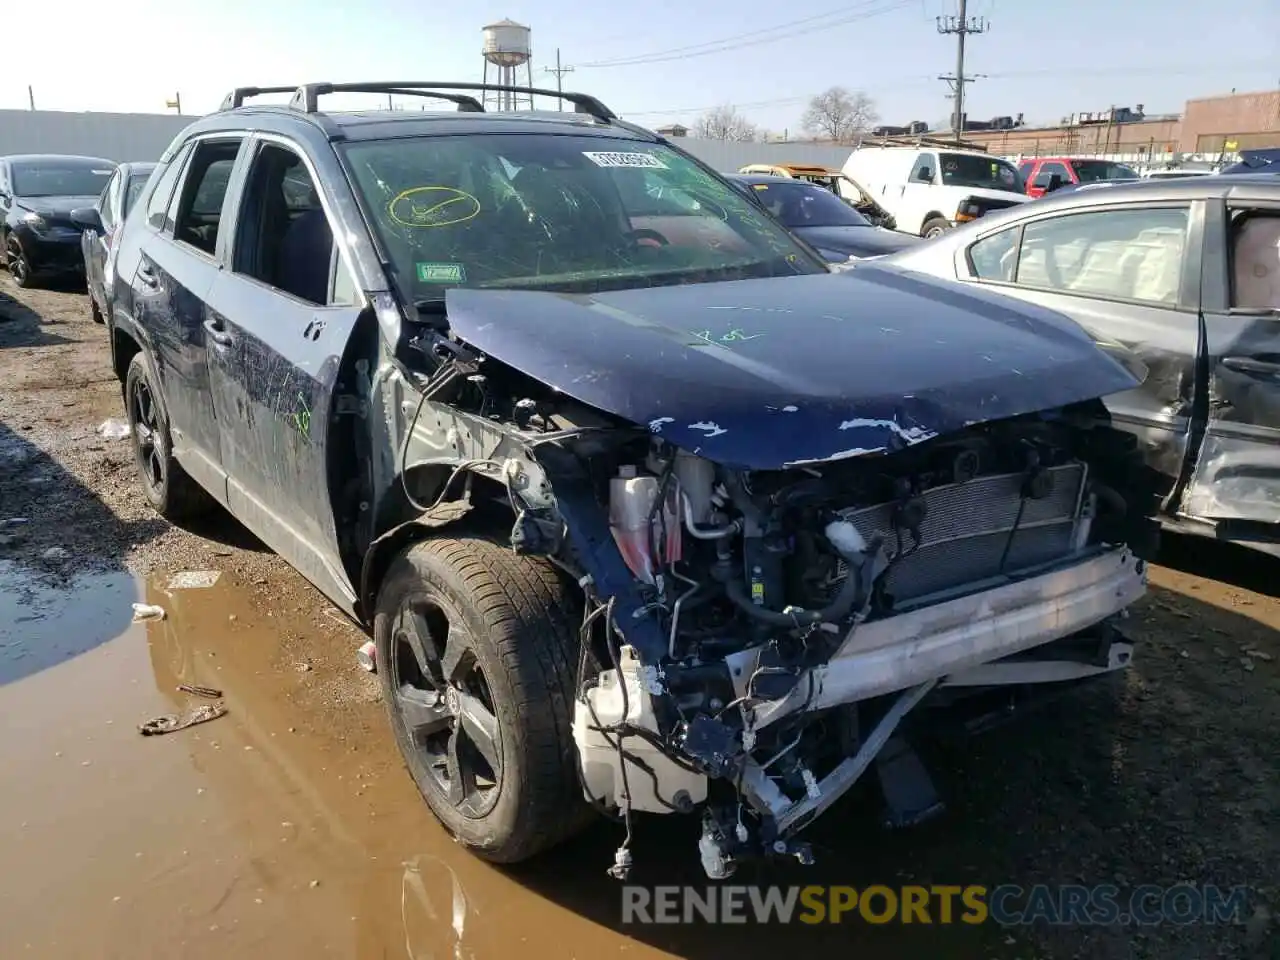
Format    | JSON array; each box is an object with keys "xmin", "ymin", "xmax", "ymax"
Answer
[
  {"xmin": 693, "ymin": 104, "xmax": 759, "ymax": 142},
  {"xmin": 801, "ymin": 87, "xmax": 879, "ymax": 144}
]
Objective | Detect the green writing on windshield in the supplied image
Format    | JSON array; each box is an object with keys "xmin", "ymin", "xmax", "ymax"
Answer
[{"xmin": 691, "ymin": 328, "xmax": 765, "ymax": 346}]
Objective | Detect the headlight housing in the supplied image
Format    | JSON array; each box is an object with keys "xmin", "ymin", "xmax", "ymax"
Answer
[{"xmin": 22, "ymin": 211, "xmax": 49, "ymax": 233}]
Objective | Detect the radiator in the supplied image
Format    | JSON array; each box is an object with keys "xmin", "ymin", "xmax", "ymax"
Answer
[{"xmin": 834, "ymin": 463, "xmax": 1088, "ymax": 606}]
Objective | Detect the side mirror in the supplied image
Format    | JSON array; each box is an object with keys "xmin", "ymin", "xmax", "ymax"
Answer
[
  {"xmin": 915, "ymin": 168, "xmax": 934, "ymax": 184},
  {"xmin": 1045, "ymin": 174, "xmax": 1065, "ymax": 193},
  {"xmin": 70, "ymin": 206, "xmax": 103, "ymax": 232}
]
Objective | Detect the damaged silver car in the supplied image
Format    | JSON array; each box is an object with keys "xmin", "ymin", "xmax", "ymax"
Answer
[{"xmin": 105, "ymin": 82, "xmax": 1157, "ymax": 878}]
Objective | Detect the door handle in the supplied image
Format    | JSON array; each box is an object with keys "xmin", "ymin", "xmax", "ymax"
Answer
[
  {"xmin": 203, "ymin": 317, "xmax": 233, "ymax": 347},
  {"xmin": 1221, "ymin": 356, "xmax": 1280, "ymax": 378}
]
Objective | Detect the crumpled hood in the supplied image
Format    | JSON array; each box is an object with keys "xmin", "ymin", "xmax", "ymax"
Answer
[{"xmin": 445, "ymin": 267, "xmax": 1140, "ymax": 470}]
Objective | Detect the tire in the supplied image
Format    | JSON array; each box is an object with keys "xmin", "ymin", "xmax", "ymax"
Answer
[
  {"xmin": 123, "ymin": 352, "xmax": 212, "ymax": 521},
  {"xmin": 5, "ymin": 236, "xmax": 37, "ymax": 288},
  {"xmin": 921, "ymin": 217, "xmax": 952, "ymax": 239},
  {"xmin": 374, "ymin": 534, "xmax": 591, "ymax": 863}
]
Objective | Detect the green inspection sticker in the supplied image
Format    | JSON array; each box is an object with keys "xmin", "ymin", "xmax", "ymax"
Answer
[{"xmin": 416, "ymin": 262, "xmax": 466, "ymax": 283}]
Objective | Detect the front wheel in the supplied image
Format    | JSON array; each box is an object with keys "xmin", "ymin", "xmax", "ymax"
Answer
[
  {"xmin": 5, "ymin": 236, "xmax": 36, "ymax": 288},
  {"xmin": 374, "ymin": 535, "xmax": 591, "ymax": 863},
  {"xmin": 922, "ymin": 217, "xmax": 952, "ymax": 239}
]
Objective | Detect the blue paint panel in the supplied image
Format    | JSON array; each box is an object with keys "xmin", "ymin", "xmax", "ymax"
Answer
[{"xmin": 446, "ymin": 266, "xmax": 1140, "ymax": 470}]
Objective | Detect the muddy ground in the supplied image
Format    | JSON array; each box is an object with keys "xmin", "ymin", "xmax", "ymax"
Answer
[{"xmin": 0, "ymin": 276, "xmax": 1276, "ymax": 959}]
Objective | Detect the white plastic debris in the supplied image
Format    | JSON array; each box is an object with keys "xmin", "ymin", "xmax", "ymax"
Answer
[
  {"xmin": 356, "ymin": 641, "xmax": 377, "ymax": 673},
  {"xmin": 41, "ymin": 546, "xmax": 69, "ymax": 560},
  {"xmin": 167, "ymin": 570, "xmax": 222, "ymax": 590},
  {"xmin": 131, "ymin": 603, "xmax": 167, "ymax": 622},
  {"xmin": 97, "ymin": 418, "xmax": 132, "ymax": 440}
]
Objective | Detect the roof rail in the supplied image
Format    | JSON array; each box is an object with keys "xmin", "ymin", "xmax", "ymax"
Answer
[
  {"xmin": 219, "ymin": 86, "xmax": 299, "ymax": 111},
  {"xmin": 289, "ymin": 81, "xmax": 616, "ymax": 122},
  {"xmin": 866, "ymin": 134, "xmax": 988, "ymax": 152}
]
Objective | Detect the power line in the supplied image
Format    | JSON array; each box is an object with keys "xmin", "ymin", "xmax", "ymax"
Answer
[
  {"xmin": 577, "ymin": 0, "xmax": 913, "ymax": 68},
  {"xmin": 617, "ymin": 60, "xmax": 1278, "ymax": 120},
  {"xmin": 937, "ymin": 0, "xmax": 988, "ymax": 134}
]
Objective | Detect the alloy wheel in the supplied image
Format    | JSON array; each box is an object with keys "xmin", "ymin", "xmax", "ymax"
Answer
[
  {"xmin": 128, "ymin": 374, "xmax": 166, "ymax": 496},
  {"xmin": 390, "ymin": 599, "xmax": 502, "ymax": 818},
  {"xmin": 6, "ymin": 240, "xmax": 28, "ymax": 285}
]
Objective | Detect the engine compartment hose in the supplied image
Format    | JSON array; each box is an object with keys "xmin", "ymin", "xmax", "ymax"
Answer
[
  {"xmin": 714, "ymin": 550, "xmax": 864, "ymax": 628},
  {"xmin": 681, "ymin": 492, "xmax": 740, "ymax": 540}
]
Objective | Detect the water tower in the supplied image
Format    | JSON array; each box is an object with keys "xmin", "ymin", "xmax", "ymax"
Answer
[{"xmin": 482, "ymin": 19, "xmax": 534, "ymax": 111}]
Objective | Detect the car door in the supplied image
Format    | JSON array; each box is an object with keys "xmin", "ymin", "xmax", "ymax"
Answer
[
  {"xmin": 898, "ymin": 152, "xmax": 937, "ymax": 234},
  {"xmin": 83, "ymin": 169, "xmax": 120, "ymax": 310},
  {"xmin": 204, "ymin": 136, "xmax": 365, "ymax": 608},
  {"xmin": 132, "ymin": 137, "xmax": 246, "ymax": 502},
  {"xmin": 1182, "ymin": 196, "xmax": 1280, "ymax": 527},
  {"xmin": 962, "ymin": 201, "xmax": 1204, "ymax": 489}
]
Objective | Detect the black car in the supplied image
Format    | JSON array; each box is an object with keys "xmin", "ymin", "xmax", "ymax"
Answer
[
  {"xmin": 881, "ymin": 173, "xmax": 1280, "ymax": 556},
  {"xmin": 71, "ymin": 162, "xmax": 157, "ymax": 323},
  {"xmin": 730, "ymin": 174, "xmax": 919, "ymax": 261},
  {"xmin": 105, "ymin": 81, "xmax": 1152, "ymax": 878},
  {"xmin": 0, "ymin": 154, "xmax": 116, "ymax": 288}
]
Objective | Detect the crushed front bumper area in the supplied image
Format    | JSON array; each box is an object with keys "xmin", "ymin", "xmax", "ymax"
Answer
[{"xmin": 574, "ymin": 546, "xmax": 1146, "ymax": 873}]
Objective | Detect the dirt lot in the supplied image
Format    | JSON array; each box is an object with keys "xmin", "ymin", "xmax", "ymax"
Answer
[{"xmin": 0, "ymin": 276, "xmax": 1277, "ymax": 959}]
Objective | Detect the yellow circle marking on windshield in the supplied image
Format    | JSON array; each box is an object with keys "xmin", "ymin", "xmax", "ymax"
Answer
[{"xmin": 389, "ymin": 186, "xmax": 480, "ymax": 228}]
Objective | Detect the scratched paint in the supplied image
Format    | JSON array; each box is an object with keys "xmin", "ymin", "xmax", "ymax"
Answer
[
  {"xmin": 838, "ymin": 417, "xmax": 938, "ymax": 445},
  {"xmin": 688, "ymin": 421, "xmax": 728, "ymax": 438},
  {"xmin": 690, "ymin": 327, "xmax": 765, "ymax": 347},
  {"xmin": 785, "ymin": 446, "xmax": 887, "ymax": 467},
  {"xmin": 649, "ymin": 417, "xmax": 675, "ymax": 433}
]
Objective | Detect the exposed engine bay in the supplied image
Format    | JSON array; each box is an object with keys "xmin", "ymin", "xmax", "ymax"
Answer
[{"xmin": 390, "ymin": 321, "xmax": 1154, "ymax": 881}]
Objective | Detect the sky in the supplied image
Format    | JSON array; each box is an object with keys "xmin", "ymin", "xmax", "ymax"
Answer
[{"xmin": 4, "ymin": 0, "xmax": 1277, "ymax": 134}]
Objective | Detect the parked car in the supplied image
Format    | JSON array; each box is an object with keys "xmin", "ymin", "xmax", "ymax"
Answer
[
  {"xmin": 106, "ymin": 80, "xmax": 1153, "ymax": 878},
  {"xmin": 736, "ymin": 162, "xmax": 896, "ymax": 228},
  {"xmin": 1142, "ymin": 168, "xmax": 1214, "ymax": 180},
  {"xmin": 72, "ymin": 162, "xmax": 157, "ymax": 323},
  {"xmin": 1016, "ymin": 157, "xmax": 1141, "ymax": 198},
  {"xmin": 1221, "ymin": 148, "xmax": 1280, "ymax": 175},
  {"xmin": 0, "ymin": 154, "xmax": 116, "ymax": 288},
  {"xmin": 843, "ymin": 145, "xmax": 1028, "ymax": 238},
  {"xmin": 878, "ymin": 174, "xmax": 1280, "ymax": 555},
  {"xmin": 729, "ymin": 174, "xmax": 919, "ymax": 260}
]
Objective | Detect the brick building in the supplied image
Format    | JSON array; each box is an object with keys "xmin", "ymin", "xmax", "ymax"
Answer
[{"xmin": 949, "ymin": 88, "xmax": 1280, "ymax": 157}]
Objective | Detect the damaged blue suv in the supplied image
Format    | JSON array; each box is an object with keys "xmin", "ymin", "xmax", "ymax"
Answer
[{"xmin": 107, "ymin": 81, "xmax": 1156, "ymax": 878}]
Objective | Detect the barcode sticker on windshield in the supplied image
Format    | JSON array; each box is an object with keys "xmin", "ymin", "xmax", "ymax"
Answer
[{"xmin": 582, "ymin": 151, "xmax": 668, "ymax": 169}]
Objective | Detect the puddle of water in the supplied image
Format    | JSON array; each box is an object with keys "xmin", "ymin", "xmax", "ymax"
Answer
[
  {"xmin": 0, "ymin": 560, "xmax": 136, "ymax": 685},
  {"xmin": 0, "ymin": 566, "xmax": 1003, "ymax": 959}
]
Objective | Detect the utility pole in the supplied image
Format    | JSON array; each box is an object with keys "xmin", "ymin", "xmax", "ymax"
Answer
[
  {"xmin": 544, "ymin": 48, "xmax": 574, "ymax": 110},
  {"xmin": 937, "ymin": 0, "xmax": 988, "ymax": 136},
  {"xmin": 28, "ymin": 85, "xmax": 35, "ymax": 110}
]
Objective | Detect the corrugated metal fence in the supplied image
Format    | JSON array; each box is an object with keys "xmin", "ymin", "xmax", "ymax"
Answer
[
  {"xmin": 672, "ymin": 138, "xmax": 853, "ymax": 172},
  {"xmin": 0, "ymin": 110, "xmax": 190, "ymax": 161}
]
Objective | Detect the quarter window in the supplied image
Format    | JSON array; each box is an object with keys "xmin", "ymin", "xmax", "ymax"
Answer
[
  {"xmin": 968, "ymin": 226, "xmax": 1020, "ymax": 282},
  {"xmin": 145, "ymin": 147, "xmax": 190, "ymax": 231},
  {"xmin": 1015, "ymin": 207, "xmax": 1190, "ymax": 306}
]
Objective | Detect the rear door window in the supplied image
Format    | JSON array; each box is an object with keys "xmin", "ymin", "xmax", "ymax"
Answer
[
  {"xmin": 171, "ymin": 140, "xmax": 243, "ymax": 256},
  {"xmin": 1015, "ymin": 207, "xmax": 1191, "ymax": 305}
]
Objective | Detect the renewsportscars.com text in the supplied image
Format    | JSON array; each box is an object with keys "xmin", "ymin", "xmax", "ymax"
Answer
[{"xmin": 621, "ymin": 884, "xmax": 1250, "ymax": 926}]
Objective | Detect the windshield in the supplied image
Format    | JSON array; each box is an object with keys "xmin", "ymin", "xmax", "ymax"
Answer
[
  {"xmin": 12, "ymin": 160, "xmax": 114, "ymax": 198},
  {"xmin": 341, "ymin": 134, "xmax": 826, "ymax": 298},
  {"xmin": 746, "ymin": 179, "xmax": 871, "ymax": 228},
  {"xmin": 125, "ymin": 171, "xmax": 153, "ymax": 214},
  {"xmin": 1072, "ymin": 160, "xmax": 1140, "ymax": 183},
  {"xmin": 938, "ymin": 153, "xmax": 1023, "ymax": 193}
]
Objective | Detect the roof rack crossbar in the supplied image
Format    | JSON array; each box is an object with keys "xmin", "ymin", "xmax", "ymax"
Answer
[
  {"xmin": 219, "ymin": 86, "xmax": 299, "ymax": 111},
  {"xmin": 289, "ymin": 81, "xmax": 616, "ymax": 122},
  {"xmin": 355, "ymin": 87, "xmax": 485, "ymax": 113}
]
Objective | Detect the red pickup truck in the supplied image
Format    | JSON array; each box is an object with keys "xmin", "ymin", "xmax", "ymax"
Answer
[{"xmin": 1018, "ymin": 157, "xmax": 1141, "ymax": 197}]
